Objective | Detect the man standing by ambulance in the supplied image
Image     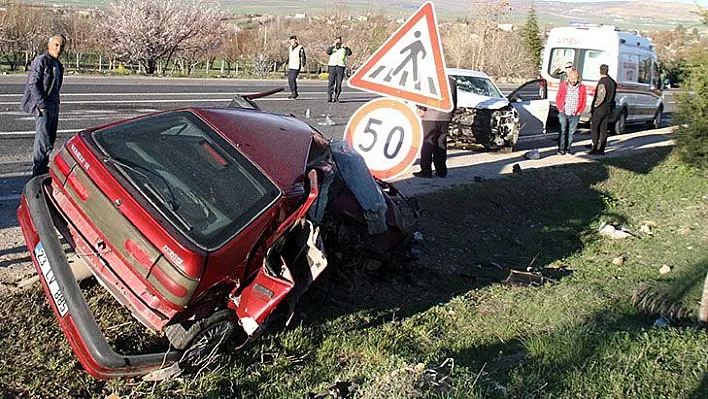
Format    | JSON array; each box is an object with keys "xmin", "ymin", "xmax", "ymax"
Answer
[
  {"xmin": 589, "ymin": 64, "xmax": 617, "ymax": 155},
  {"xmin": 287, "ymin": 35, "xmax": 306, "ymax": 99},
  {"xmin": 326, "ymin": 36, "xmax": 352, "ymax": 103}
]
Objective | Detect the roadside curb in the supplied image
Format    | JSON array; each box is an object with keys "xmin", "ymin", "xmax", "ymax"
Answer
[{"xmin": 392, "ymin": 127, "xmax": 676, "ymax": 196}]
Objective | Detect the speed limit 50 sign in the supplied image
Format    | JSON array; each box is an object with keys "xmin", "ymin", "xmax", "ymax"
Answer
[{"xmin": 343, "ymin": 98, "xmax": 423, "ymax": 181}]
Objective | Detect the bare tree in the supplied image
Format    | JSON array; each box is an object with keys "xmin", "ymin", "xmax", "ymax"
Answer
[
  {"xmin": 176, "ymin": 21, "xmax": 226, "ymax": 75},
  {"xmin": 0, "ymin": 3, "xmax": 52, "ymax": 71},
  {"xmin": 102, "ymin": 0, "xmax": 222, "ymax": 74},
  {"xmin": 58, "ymin": 11, "xmax": 100, "ymax": 70}
]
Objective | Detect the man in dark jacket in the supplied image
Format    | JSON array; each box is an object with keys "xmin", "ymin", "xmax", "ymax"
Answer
[
  {"xmin": 21, "ymin": 34, "xmax": 66, "ymax": 176},
  {"xmin": 589, "ymin": 64, "xmax": 617, "ymax": 155},
  {"xmin": 413, "ymin": 76, "xmax": 457, "ymax": 178}
]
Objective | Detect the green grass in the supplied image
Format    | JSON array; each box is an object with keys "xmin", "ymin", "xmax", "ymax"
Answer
[{"xmin": 1, "ymin": 147, "xmax": 707, "ymax": 398}]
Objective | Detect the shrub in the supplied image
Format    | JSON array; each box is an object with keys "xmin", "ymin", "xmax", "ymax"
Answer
[{"xmin": 674, "ymin": 48, "xmax": 708, "ymax": 172}]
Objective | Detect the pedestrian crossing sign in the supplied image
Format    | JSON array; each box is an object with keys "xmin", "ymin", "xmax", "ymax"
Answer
[{"xmin": 347, "ymin": 1, "xmax": 453, "ymax": 112}]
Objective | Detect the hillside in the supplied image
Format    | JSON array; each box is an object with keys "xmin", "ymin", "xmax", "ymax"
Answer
[
  {"xmin": 219, "ymin": 0, "xmax": 703, "ymax": 29},
  {"xmin": 28, "ymin": 0, "xmax": 706, "ymax": 30}
]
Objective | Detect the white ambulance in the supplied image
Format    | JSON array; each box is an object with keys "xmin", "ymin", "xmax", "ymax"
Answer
[{"xmin": 541, "ymin": 24, "xmax": 663, "ymax": 134}]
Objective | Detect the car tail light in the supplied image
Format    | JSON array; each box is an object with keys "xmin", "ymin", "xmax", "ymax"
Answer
[
  {"xmin": 125, "ymin": 239, "xmax": 155, "ymax": 270},
  {"xmin": 200, "ymin": 141, "xmax": 229, "ymax": 167},
  {"xmin": 66, "ymin": 173, "xmax": 89, "ymax": 201},
  {"xmin": 146, "ymin": 256, "xmax": 199, "ymax": 306},
  {"xmin": 49, "ymin": 146, "xmax": 77, "ymax": 186},
  {"xmin": 54, "ymin": 153, "xmax": 72, "ymax": 176}
]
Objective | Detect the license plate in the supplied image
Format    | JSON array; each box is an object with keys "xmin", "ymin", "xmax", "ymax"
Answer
[{"xmin": 34, "ymin": 242, "xmax": 70, "ymax": 317}]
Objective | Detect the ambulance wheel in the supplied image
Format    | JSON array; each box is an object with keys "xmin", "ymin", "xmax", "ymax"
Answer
[
  {"xmin": 649, "ymin": 106, "xmax": 663, "ymax": 129},
  {"xmin": 612, "ymin": 109, "xmax": 627, "ymax": 135}
]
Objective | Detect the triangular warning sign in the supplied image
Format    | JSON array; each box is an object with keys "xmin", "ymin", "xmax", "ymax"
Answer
[{"xmin": 348, "ymin": 1, "xmax": 453, "ymax": 112}]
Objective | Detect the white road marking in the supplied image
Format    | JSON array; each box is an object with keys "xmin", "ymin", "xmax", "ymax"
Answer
[
  {"xmin": 0, "ymin": 129, "xmax": 78, "ymax": 136},
  {"xmin": 0, "ymin": 90, "xmax": 330, "ymax": 98},
  {"xmin": 0, "ymin": 194, "xmax": 22, "ymax": 201},
  {"xmin": 0, "ymin": 95, "xmax": 329, "ymax": 106}
]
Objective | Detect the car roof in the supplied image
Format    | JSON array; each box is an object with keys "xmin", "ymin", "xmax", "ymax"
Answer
[
  {"xmin": 446, "ymin": 68, "xmax": 493, "ymax": 80},
  {"xmin": 190, "ymin": 107, "xmax": 314, "ymax": 189}
]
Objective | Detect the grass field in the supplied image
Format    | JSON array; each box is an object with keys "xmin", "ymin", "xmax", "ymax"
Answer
[{"xmin": 1, "ymin": 147, "xmax": 707, "ymax": 398}]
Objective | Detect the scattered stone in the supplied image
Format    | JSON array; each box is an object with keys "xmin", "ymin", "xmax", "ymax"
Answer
[
  {"xmin": 659, "ymin": 264, "xmax": 671, "ymax": 275},
  {"xmin": 678, "ymin": 226, "xmax": 692, "ymax": 235},
  {"xmin": 639, "ymin": 221, "xmax": 656, "ymax": 235},
  {"xmin": 612, "ymin": 256, "xmax": 625, "ymax": 265}
]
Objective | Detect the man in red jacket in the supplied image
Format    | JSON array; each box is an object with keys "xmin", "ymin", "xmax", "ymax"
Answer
[{"xmin": 555, "ymin": 70, "xmax": 586, "ymax": 155}]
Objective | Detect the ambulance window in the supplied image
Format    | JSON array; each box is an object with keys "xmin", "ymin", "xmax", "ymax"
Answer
[
  {"xmin": 548, "ymin": 48, "xmax": 576, "ymax": 78},
  {"xmin": 580, "ymin": 50, "xmax": 607, "ymax": 81},
  {"xmin": 638, "ymin": 56, "xmax": 651, "ymax": 84}
]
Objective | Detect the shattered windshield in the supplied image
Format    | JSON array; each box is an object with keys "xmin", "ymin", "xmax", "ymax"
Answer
[
  {"xmin": 451, "ymin": 75, "xmax": 504, "ymax": 98},
  {"xmin": 92, "ymin": 111, "xmax": 280, "ymax": 249}
]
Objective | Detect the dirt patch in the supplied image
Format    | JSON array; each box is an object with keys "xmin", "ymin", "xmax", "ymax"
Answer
[{"xmin": 0, "ymin": 226, "xmax": 34, "ymax": 295}]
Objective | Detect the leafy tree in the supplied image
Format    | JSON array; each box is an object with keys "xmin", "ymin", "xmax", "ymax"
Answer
[
  {"xmin": 521, "ymin": 2, "xmax": 542, "ymax": 71},
  {"xmin": 102, "ymin": 0, "xmax": 221, "ymax": 74},
  {"xmin": 674, "ymin": 8, "xmax": 708, "ymax": 172}
]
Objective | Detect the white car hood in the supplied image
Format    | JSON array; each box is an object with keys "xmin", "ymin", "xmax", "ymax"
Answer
[{"xmin": 456, "ymin": 91, "xmax": 509, "ymax": 110}]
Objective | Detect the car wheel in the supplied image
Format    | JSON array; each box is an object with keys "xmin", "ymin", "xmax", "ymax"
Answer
[
  {"xmin": 649, "ymin": 106, "xmax": 663, "ymax": 129},
  {"xmin": 166, "ymin": 309, "xmax": 240, "ymax": 365},
  {"xmin": 611, "ymin": 108, "xmax": 627, "ymax": 135}
]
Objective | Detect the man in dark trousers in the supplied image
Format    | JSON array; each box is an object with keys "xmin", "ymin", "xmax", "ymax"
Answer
[
  {"xmin": 413, "ymin": 77, "xmax": 457, "ymax": 178},
  {"xmin": 326, "ymin": 36, "xmax": 352, "ymax": 102},
  {"xmin": 21, "ymin": 34, "xmax": 66, "ymax": 177},
  {"xmin": 287, "ymin": 35, "xmax": 306, "ymax": 99},
  {"xmin": 589, "ymin": 64, "xmax": 616, "ymax": 155}
]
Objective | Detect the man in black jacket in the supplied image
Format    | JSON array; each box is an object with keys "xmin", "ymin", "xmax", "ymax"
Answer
[
  {"xmin": 589, "ymin": 64, "xmax": 617, "ymax": 155},
  {"xmin": 20, "ymin": 34, "xmax": 66, "ymax": 176}
]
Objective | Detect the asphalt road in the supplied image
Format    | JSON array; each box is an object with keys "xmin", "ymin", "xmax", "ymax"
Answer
[
  {"xmin": 0, "ymin": 76, "xmax": 377, "ymax": 168},
  {"xmin": 0, "ymin": 76, "xmax": 676, "ymax": 202}
]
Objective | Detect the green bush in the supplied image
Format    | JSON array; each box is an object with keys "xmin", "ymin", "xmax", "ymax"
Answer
[{"xmin": 674, "ymin": 48, "xmax": 708, "ymax": 172}]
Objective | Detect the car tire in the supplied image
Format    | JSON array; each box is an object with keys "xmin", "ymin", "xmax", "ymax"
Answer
[
  {"xmin": 611, "ymin": 108, "xmax": 627, "ymax": 135},
  {"xmin": 166, "ymin": 308, "xmax": 239, "ymax": 352},
  {"xmin": 649, "ymin": 106, "xmax": 663, "ymax": 129}
]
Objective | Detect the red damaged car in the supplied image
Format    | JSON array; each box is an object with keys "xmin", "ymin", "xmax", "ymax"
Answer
[{"xmin": 17, "ymin": 100, "xmax": 417, "ymax": 379}]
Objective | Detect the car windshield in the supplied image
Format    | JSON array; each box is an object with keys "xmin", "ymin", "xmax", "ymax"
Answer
[
  {"xmin": 92, "ymin": 111, "xmax": 280, "ymax": 249},
  {"xmin": 451, "ymin": 75, "xmax": 503, "ymax": 98}
]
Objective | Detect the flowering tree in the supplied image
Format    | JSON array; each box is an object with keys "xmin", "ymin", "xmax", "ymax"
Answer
[{"xmin": 102, "ymin": 0, "xmax": 222, "ymax": 74}]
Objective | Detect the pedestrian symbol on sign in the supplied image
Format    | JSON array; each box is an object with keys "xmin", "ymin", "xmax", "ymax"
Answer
[{"xmin": 348, "ymin": 1, "xmax": 453, "ymax": 112}]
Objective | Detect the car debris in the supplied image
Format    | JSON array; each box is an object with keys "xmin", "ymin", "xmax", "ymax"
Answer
[
  {"xmin": 18, "ymin": 90, "xmax": 419, "ymax": 379},
  {"xmin": 307, "ymin": 381, "xmax": 358, "ymax": 399},
  {"xmin": 524, "ymin": 149, "xmax": 541, "ymax": 160},
  {"xmin": 418, "ymin": 358, "xmax": 455, "ymax": 393},
  {"xmin": 598, "ymin": 221, "xmax": 637, "ymax": 239}
]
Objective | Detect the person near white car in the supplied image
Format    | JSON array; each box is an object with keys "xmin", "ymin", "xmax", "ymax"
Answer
[{"xmin": 555, "ymin": 70, "xmax": 586, "ymax": 155}]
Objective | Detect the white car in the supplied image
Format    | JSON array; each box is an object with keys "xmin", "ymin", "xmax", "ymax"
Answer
[{"xmin": 447, "ymin": 68, "xmax": 550, "ymax": 149}]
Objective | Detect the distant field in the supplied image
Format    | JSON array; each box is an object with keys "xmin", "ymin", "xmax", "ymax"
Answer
[{"xmin": 27, "ymin": 0, "xmax": 703, "ymax": 29}]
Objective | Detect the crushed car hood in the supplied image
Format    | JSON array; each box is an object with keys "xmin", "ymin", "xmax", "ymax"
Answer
[{"xmin": 456, "ymin": 91, "xmax": 509, "ymax": 110}]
